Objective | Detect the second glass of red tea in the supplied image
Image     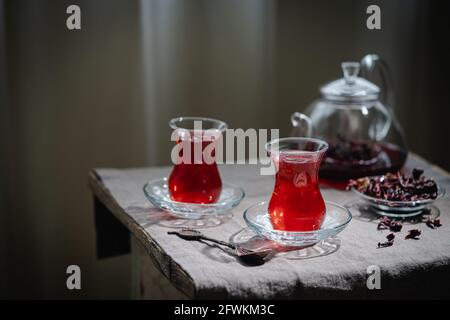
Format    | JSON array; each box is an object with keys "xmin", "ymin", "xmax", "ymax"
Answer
[
  {"xmin": 168, "ymin": 117, "xmax": 227, "ymax": 204},
  {"xmin": 266, "ymin": 137, "xmax": 329, "ymax": 231}
]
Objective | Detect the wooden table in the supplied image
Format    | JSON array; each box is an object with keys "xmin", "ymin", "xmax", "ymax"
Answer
[{"xmin": 89, "ymin": 153, "xmax": 450, "ymax": 299}]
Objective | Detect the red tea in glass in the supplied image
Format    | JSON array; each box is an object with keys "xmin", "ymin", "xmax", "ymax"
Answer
[
  {"xmin": 266, "ymin": 138, "xmax": 328, "ymax": 231},
  {"xmin": 168, "ymin": 117, "xmax": 226, "ymax": 204}
]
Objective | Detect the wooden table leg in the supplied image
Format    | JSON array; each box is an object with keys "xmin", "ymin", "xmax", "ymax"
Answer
[
  {"xmin": 94, "ymin": 196, "xmax": 130, "ymax": 258},
  {"xmin": 93, "ymin": 194, "xmax": 187, "ymax": 299},
  {"xmin": 130, "ymin": 236, "xmax": 187, "ymax": 299}
]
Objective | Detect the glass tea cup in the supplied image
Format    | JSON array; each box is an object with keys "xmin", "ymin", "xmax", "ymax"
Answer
[
  {"xmin": 168, "ymin": 117, "xmax": 227, "ymax": 204},
  {"xmin": 265, "ymin": 137, "xmax": 329, "ymax": 231}
]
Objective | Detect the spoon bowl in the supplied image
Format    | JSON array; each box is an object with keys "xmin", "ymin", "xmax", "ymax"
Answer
[{"xmin": 168, "ymin": 228, "xmax": 273, "ymax": 265}]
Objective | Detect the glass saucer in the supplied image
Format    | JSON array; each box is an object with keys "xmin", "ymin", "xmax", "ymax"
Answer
[
  {"xmin": 143, "ymin": 178, "xmax": 245, "ymax": 219},
  {"xmin": 352, "ymin": 184, "xmax": 445, "ymax": 217},
  {"xmin": 230, "ymin": 228, "xmax": 341, "ymax": 260},
  {"xmin": 125, "ymin": 205, "xmax": 234, "ymax": 229},
  {"xmin": 243, "ymin": 201, "xmax": 351, "ymax": 247},
  {"xmin": 345, "ymin": 199, "xmax": 440, "ymax": 224}
]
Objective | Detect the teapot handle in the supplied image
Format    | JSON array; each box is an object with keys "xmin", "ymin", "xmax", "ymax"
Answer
[
  {"xmin": 291, "ymin": 112, "xmax": 313, "ymax": 137},
  {"xmin": 360, "ymin": 54, "xmax": 394, "ymax": 109}
]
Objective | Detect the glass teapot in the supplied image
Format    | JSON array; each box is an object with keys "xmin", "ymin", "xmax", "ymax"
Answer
[{"xmin": 291, "ymin": 54, "xmax": 407, "ymax": 182}]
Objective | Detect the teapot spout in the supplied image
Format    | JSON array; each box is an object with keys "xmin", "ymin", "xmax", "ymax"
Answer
[{"xmin": 291, "ymin": 112, "xmax": 313, "ymax": 137}]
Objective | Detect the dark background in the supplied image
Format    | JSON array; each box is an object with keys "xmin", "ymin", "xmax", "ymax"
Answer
[{"xmin": 1, "ymin": 0, "xmax": 449, "ymax": 298}]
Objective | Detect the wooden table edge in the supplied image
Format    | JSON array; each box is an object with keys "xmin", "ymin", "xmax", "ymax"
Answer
[{"xmin": 88, "ymin": 170, "xmax": 197, "ymax": 299}]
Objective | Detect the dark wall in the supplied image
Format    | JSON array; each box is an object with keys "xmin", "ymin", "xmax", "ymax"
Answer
[
  {"xmin": 407, "ymin": 1, "xmax": 450, "ymax": 171},
  {"xmin": 3, "ymin": 0, "xmax": 144, "ymax": 298}
]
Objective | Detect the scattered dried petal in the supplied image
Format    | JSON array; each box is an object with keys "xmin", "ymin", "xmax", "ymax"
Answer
[
  {"xmin": 386, "ymin": 233, "xmax": 395, "ymax": 242},
  {"xmin": 433, "ymin": 219, "xmax": 442, "ymax": 227},
  {"xmin": 377, "ymin": 233, "xmax": 395, "ymax": 248},
  {"xmin": 377, "ymin": 216, "xmax": 402, "ymax": 232},
  {"xmin": 425, "ymin": 217, "xmax": 442, "ymax": 229},
  {"xmin": 405, "ymin": 229, "xmax": 421, "ymax": 240},
  {"xmin": 389, "ymin": 221, "xmax": 403, "ymax": 232},
  {"xmin": 377, "ymin": 242, "xmax": 393, "ymax": 248}
]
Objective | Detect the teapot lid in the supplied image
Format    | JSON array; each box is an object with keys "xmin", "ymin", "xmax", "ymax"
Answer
[{"xmin": 320, "ymin": 62, "xmax": 380, "ymax": 102}]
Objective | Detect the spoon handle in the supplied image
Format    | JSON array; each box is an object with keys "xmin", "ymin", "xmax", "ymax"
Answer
[
  {"xmin": 198, "ymin": 235, "xmax": 236, "ymax": 250},
  {"xmin": 167, "ymin": 230, "xmax": 236, "ymax": 250}
]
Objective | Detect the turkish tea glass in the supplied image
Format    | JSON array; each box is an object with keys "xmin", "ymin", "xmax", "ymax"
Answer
[
  {"xmin": 168, "ymin": 117, "xmax": 227, "ymax": 204},
  {"xmin": 265, "ymin": 137, "xmax": 328, "ymax": 231}
]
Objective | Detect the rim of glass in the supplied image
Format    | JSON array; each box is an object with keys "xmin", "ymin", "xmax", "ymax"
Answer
[
  {"xmin": 243, "ymin": 201, "xmax": 352, "ymax": 235},
  {"xmin": 169, "ymin": 116, "xmax": 228, "ymax": 132},
  {"xmin": 265, "ymin": 137, "xmax": 329, "ymax": 154},
  {"xmin": 352, "ymin": 184, "xmax": 446, "ymax": 206}
]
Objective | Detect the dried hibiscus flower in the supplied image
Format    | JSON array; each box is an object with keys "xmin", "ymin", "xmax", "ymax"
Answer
[
  {"xmin": 377, "ymin": 216, "xmax": 403, "ymax": 232},
  {"xmin": 405, "ymin": 229, "xmax": 421, "ymax": 240},
  {"xmin": 433, "ymin": 219, "xmax": 442, "ymax": 227},
  {"xmin": 386, "ymin": 233, "xmax": 395, "ymax": 242},
  {"xmin": 389, "ymin": 221, "xmax": 403, "ymax": 232},
  {"xmin": 327, "ymin": 137, "xmax": 380, "ymax": 163},
  {"xmin": 425, "ymin": 218, "xmax": 442, "ymax": 229},
  {"xmin": 378, "ymin": 233, "xmax": 395, "ymax": 248},
  {"xmin": 347, "ymin": 168, "xmax": 438, "ymax": 202}
]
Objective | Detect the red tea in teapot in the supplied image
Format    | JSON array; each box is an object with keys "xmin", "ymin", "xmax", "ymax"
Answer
[{"xmin": 320, "ymin": 138, "xmax": 407, "ymax": 181}]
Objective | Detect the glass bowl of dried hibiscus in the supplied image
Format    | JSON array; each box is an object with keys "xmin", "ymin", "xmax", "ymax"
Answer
[{"xmin": 348, "ymin": 168, "xmax": 445, "ymax": 217}]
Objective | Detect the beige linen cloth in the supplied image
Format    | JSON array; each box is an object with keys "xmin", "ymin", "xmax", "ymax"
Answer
[{"xmin": 95, "ymin": 155, "xmax": 450, "ymax": 299}]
